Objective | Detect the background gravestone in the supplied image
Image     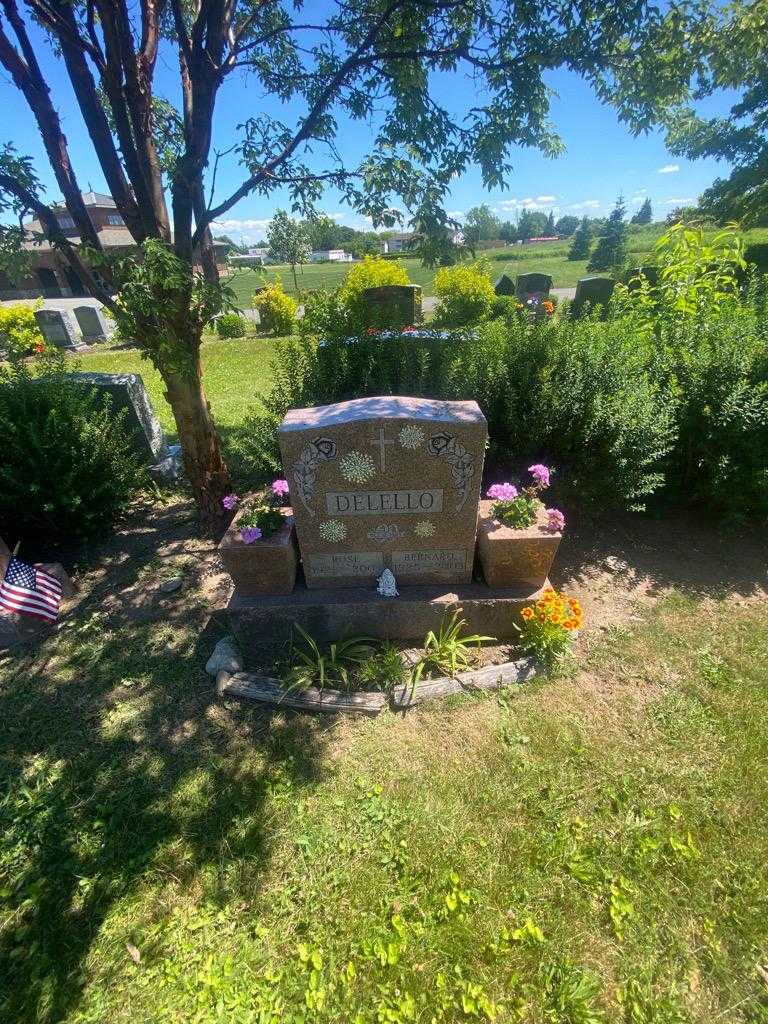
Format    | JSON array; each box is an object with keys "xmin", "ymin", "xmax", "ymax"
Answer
[
  {"xmin": 494, "ymin": 273, "xmax": 515, "ymax": 296},
  {"xmin": 516, "ymin": 272, "xmax": 552, "ymax": 300},
  {"xmin": 361, "ymin": 285, "xmax": 422, "ymax": 328},
  {"xmin": 69, "ymin": 372, "xmax": 167, "ymax": 463},
  {"xmin": 73, "ymin": 305, "xmax": 110, "ymax": 342},
  {"xmin": 34, "ymin": 309, "xmax": 84, "ymax": 350},
  {"xmin": 572, "ymin": 275, "xmax": 615, "ymax": 317},
  {"xmin": 278, "ymin": 396, "xmax": 487, "ymax": 588}
]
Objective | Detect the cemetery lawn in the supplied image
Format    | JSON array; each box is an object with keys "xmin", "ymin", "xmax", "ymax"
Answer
[
  {"xmin": 1, "ymin": 502, "xmax": 767, "ymax": 1023},
  {"xmin": 79, "ymin": 333, "xmax": 281, "ymax": 436}
]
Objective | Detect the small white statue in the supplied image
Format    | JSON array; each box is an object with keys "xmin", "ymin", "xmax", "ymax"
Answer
[{"xmin": 376, "ymin": 568, "xmax": 399, "ymax": 598}]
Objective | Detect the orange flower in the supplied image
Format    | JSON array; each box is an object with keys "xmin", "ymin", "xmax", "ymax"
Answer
[
  {"xmin": 563, "ymin": 620, "xmax": 576, "ymax": 630},
  {"xmin": 521, "ymin": 607, "xmax": 534, "ymax": 620}
]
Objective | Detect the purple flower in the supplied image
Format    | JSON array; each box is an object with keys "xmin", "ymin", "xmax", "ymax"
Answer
[
  {"xmin": 271, "ymin": 478, "xmax": 290, "ymax": 498},
  {"xmin": 487, "ymin": 482, "xmax": 519, "ymax": 501},
  {"xmin": 240, "ymin": 526, "xmax": 262, "ymax": 544},
  {"xmin": 528, "ymin": 464, "xmax": 551, "ymax": 488},
  {"xmin": 545, "ymin": 508, "xmax": 565, "ymax": 532},
  {"xmin": 222, "ymin": 493, "xmax": 239, "ymax": 511}
]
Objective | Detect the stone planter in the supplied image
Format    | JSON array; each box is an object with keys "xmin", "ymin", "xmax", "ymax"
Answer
[
  {"xmin": 476, "ymin": 500, "xmax": 562, "ymax": 589},
  {"xmin": 219, "ymin": 506, "xmax": 298, "ymax": 595}
]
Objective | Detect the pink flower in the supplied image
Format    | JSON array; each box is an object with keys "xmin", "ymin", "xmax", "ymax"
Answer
[
  {"xmin": 487, "ymin": 482, "xmax": 518, "ymax": 501},
  {"xmin": 271, "ymin": 478, "xmax": 290, "ymax": 498},
  {"xmin": 528, "ymin": 464, "xmax": 551, "ymax": 488},
  {"xmin": 240, "ymin": 526, "xmax": 262, "ymax": 544},
  {"xmin": 222, "ymin": 493, "xmax": 239, "ymax": 510},
  {"xmin": 546, "ymin": 508, "xmax": 565, "ymax": 532}
]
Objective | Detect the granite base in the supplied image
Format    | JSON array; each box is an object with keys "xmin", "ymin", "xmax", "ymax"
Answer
[{"xmin": 228, "ymin": 577, "xmax": 547, "ymax": 653}]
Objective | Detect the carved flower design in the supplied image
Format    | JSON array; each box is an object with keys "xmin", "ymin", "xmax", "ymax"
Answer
[
  {"xmin": 319, "ymin": 520, "xmax": 347, "ymax": 543},
  {"xmin": 339, "ymin": 450, "xmax": 376, "ymax": 483},
  {"xmin": 398, "ymin": 424, "xmax": 425, "ymax": 450},
  {"xmin": 414, "ymin": 520, "xmax": 435, "ymax": 538}
]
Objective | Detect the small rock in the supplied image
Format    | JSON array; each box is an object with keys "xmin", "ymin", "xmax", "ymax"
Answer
[
  {"xmin": 603, "ymin": 555, "xmax": 630, "ymax": 573},
  {"xmin": 206, "ymin": 635, "xmax": 244, "ymax": 676},
  {"xmin": 159, "ymin": 576, "xmax": 183, "ymax": 594}
]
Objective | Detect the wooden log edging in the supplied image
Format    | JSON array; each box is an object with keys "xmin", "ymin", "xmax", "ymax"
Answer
[{"xmin": 216, "ymin": 658, "xmax": 540, "ymax": 716}]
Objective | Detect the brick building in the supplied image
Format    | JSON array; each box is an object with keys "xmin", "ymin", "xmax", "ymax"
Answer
[{"xmin": 0, "ymin": 192, "xmax": 230, "ymax": 300}]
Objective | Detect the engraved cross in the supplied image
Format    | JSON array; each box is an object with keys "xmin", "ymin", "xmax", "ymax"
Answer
[{"xmin": 369, "ymin": 426, "xmax": 396, "ymax": 471}]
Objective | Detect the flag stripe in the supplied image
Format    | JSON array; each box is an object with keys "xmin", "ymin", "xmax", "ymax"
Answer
[
  {"xmin": 2, "ymin": 580, "xmax": 60, "ymax": 607},
  {"xmin": 0, "ymin": 585, "xmax": 59, "ymax": 614},
  {"xmin": 0, "ymin": 593, "xmax": 58, "ymax": 621}
]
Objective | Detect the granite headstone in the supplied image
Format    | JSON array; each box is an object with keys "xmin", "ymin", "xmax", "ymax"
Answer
[
  {"xmin": 493, "ymin": 273, "xmax": 515, "ymax": 296},
  {"xmin": 361, "ymin": 285, "xmax": 422, "ymax": 328},
  {"xmin": 69, "ymin": 372, "xmax": 167, "ymax": 462},
  {"xmin": 572, "ymin": 275, "xmax": 615, "ymax": 317},
  {"xmin": 34, "ymin": 309, "xmax": 83, "ymax": 350},
  {"xmin": 278, "ymin": 396, "xmax": 487, "ymax": 588},
  {"xmin": 516, "ymin": 272, "xmax": 552, "ymax": 300},
  {"xmin": 73, "ymin": 304, "xmax": 110, "ymax": 342}
]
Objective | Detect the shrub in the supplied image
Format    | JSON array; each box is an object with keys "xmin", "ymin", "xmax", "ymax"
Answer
[
  {"xmin": 215, "ymin": 313, "xmax": 247, "ymax": 338},
  {"xmin": 0, "ymin": 303, "xmax": 44, "ymax": 356},
  {"xmin": 0, "ymin": 355, "xmax": 146, "ymax": 544},
  {"xmin": 337, "ymin": 256, "xmax": 410, "ymax": 330},
  {"xmin": 432, "ymin": 261, "xmax": 496, "ymax": 326},
  {"xmin": 252, "ymin": 279, "xmax": 297, "ymax": 335}
]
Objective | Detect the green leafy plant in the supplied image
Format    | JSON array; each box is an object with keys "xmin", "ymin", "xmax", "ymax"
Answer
[
  {"xmin": 0, "ymin": 301, "xmax": 44, "ymax": 356},
  {"xmin": 432, "ymin": 260, "xmax": 496, "ymax": 326},
  {"xmin": 336, "ymin": 256, "xmax": 411, "ymax": 331},
  {"xmin": 215, "ymin": 312, "xmax": 247, "ymax": 338},
  {"xmin": 237, "ymin": 503, "xmax": 284, "ymax": 536},
  {"xmin": 285, "ymin": 625, "xmax": 377, "ymax": 692},
  {"xmin": 252, "ymin": 278, "xmax": 298, "ymax": 336},
  {"xmin": 411, "ymin": 609, "xmax": 495, "ymax": 682},
  {"xmin": 356, "ymin": 644, "xmax": 408, "ymax": 694},
  {"xmin": 0, "ymin": 353, "xmax": 145, "ymax": 543}
]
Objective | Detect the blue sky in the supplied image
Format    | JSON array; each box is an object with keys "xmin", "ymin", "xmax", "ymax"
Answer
[{"xmin": 0, "ymin": 19, "xmax": 737, "ymax": 243}]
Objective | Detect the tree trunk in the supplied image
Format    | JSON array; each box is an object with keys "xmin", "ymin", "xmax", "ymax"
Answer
[{"xmin": 163, "ymin": 360, "xmax": 231, "ymax": 535}]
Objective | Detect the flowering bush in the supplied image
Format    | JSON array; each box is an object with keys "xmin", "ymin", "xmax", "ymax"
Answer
[
  {"xmin": 252, "ymin": 278, "xmax": 298, "ymax": 336},
  {"xmin": 0, "ymin": 302, "xmax": 45, "ymax": 356},
  {"xmin": 432, "ymin": 261, "xmax": 496, "ymax": 326},
  {"xmin": 487, "ymin": 465, "xmax": 565, "ymax": 531},
  {"xmin": 223, "ymin": 479, "xmax": 289, "ymax": 543},
  {"xmin": 516, "ymin": 587, "xmax": 582, "ymax": 664}
]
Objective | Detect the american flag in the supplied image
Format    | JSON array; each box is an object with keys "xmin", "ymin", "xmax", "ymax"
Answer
[{"xmin": 0, "ymin": 556, "xmax": 62, "ymax": 622}]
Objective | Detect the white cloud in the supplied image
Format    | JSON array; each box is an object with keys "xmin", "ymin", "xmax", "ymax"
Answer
[
  {"xmin": 212, "ymin": 217, "xmax": 272, "ymax": 234},
  {"xmin": 663, "ymin": 197, "xmax": 694, "ymax": 205},
  {"xmin": 496, "ymin": 196, "xmax": 554, "ymax": 212},
  {"xmin": 569, "ymin": 199, "xmax": 600, "ymax": 210},
  {"xmin": 658, "ymin": 164, "xmax": 680, "ymax": 174},
  {"xmin": 535, "ymin": 195, "xmax": 556, "ymax": 203},
  {"xmin": 447, "ymin": 209, "xmax": 465, "ymax": 219}
]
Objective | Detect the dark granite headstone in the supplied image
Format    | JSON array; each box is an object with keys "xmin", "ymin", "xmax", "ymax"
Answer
[
  {"xmin": 34, "ymin": 309, "xmax": 83, "ymax": 350},
  {"xmin": 494, "ymin": 274, "xmax": 515, "ymax": 296},
  {"xmin": 572, "ymin": 276, "xmax": 615, "ymax": 317},
  {"xmin": 69, "ymin": 372, "xmax": 167, "ymax": 462},
  {"xmin": 73, "ymin": 304, "xmax": 110, "ymax": 342},
  {"xmin": 516, "ymin": 272, "xmax": 552, "ymax": 300},
  {"xmin": 361, "ymin": 285, "xmax": 422, "ymax": 328}
]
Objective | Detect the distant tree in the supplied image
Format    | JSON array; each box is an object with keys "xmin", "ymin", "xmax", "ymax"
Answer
[
  {"xmin": 588, "ymin": 197, "xmax": 629, "ymax": 271},
  {"xmin": 665, "ymin": 205, "xmax": 706, "ymax": 227},
  {"xmin": 545, "ymin": 210, "xmax": 556, "ymax": 232},
  {"xmin": 631, "ymin": 198, "xmax": 653, "ymax": 224},
  {"xmin": 555, "ymin": 215, "xmax": 579, "ymax": 236},
  {"xmin": 662, "ymin": 0, "xmax": 768, "ymax": 224},
  {"xmin": 568, "ymin": 217, "xmax": 593, "ymax": 260},
  {"xmin": 464, "ymin": 204, "xmax": 502, "ymax": 244},
  {"xmin": 267, "ymin": 211, "xmax": 311, "ymax": 290},
  {"xmin": 499, "ymin": 221, "xmax": 517, "ymax": 243},
  {"xmin": 516, "ymin": 209, "xmax": 550, "ymax": 240}
]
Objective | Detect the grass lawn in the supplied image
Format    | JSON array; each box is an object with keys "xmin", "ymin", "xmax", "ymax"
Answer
[
  {"xmin": 79, "ymin": 334, "xmax": 281, "ymax": 439},
  {"xmin": 1, "ymin": 502, "xmax": 767, "ymax": 1023},
  {"xmin": 224, "ymin": 225, "xmax": 768, "ymax": 303}
]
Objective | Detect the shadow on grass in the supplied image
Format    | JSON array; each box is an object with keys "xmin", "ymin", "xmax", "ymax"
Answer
[{"xmin": 0, "ymin": 502, "xmax": 333, "ymax": 1023}]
